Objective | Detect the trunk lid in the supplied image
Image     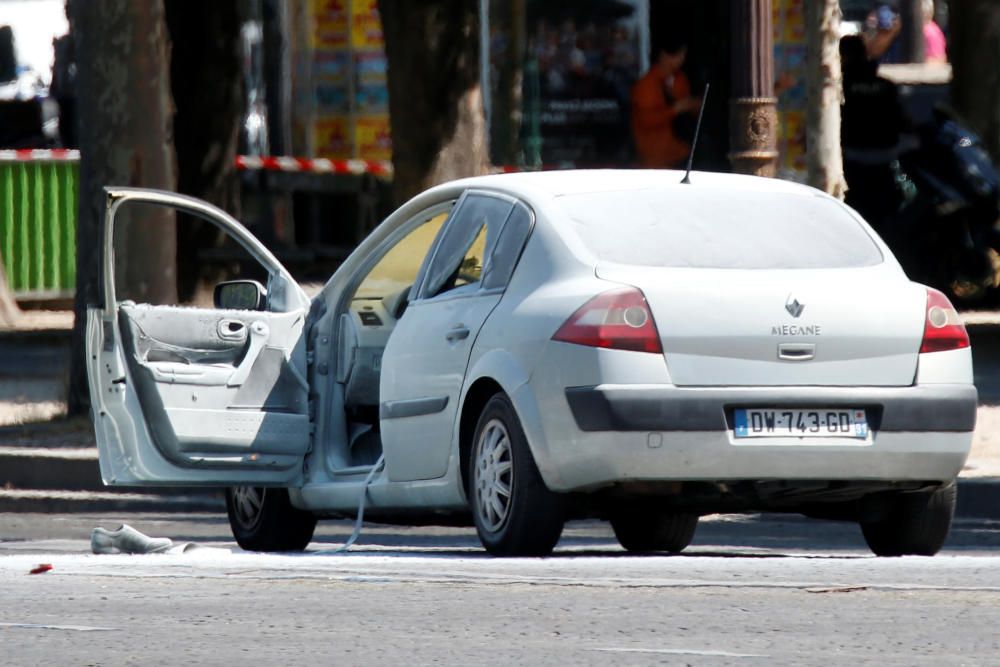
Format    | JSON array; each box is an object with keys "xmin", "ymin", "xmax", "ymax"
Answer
[{"xmin": 597, "ymin": 264, "xmax": 925, "ymax": 387}]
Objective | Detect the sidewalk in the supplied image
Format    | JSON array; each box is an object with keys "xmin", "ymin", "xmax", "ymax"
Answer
[
  {"xmin": 0, "ymin": 310, "xmax": 222, "ymax": 512},
  {"xmin": 0, "ymin": 309, "xmax": 73, "ymax": 426},
  {"xmin": 963, "ymin": 314, "xmax": 1000, "ymax": 487}
]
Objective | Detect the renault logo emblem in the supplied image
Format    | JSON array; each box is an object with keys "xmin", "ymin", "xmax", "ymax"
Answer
[{"xmin": 785, "ymin": 294, "xmax": 805, "ymax": 318}]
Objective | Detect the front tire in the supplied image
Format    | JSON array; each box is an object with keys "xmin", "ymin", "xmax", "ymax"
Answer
[
  {"xmin": 469, "ymin": 394, "xmax": 564, "ymax": 556},
  {"xmin": 225, "ymin": 486, "xmax": 317, "ymax": 552},
  {"xmin": 611, "ymin": 509, "xmax": 699, "ymax": 553},
  {"xmin": 860, "ymin": 483, "xmax": 956, "ymax": 557}
]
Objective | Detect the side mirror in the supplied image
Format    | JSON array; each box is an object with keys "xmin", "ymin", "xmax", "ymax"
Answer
[{"xmin": 214, "ymin": 280, "xmax": 267, "ymax": 311}]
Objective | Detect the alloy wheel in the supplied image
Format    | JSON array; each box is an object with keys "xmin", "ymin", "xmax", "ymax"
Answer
[
  {"xmin": 231, "ymin": 486, "xmax": 265, "ymax": 530},
  {"xmin": 473, "ymin": 418, "xmax": 514, "ymax": 533}
]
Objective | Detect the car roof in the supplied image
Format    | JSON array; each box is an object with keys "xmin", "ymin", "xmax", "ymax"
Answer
[
  {"xmin": 431, "ymin": 169, "xmax": 822, "ymax": 201},
  {"xmin": 391, "ymin": 169, "xmax": 832, "ymax": 235}
]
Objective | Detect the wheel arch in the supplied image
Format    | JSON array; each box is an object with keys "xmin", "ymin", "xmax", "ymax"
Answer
[
  {"xmin": 458, "ymin": 377, "xmax": 506, "ymax": 496},
  {"xmin": 458, "ymin": 348, "xmax": 531, "ymax": 495},
  {"xmin": 457, "ymin": 347, "xmax": 561, "ymax": 495}
]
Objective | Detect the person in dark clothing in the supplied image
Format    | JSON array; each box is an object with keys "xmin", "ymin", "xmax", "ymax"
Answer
[
  {"xmin": 840, "ymin": 34, "xmax": 908, "ymax": 228},
  {"xmin": 0, "ymin": 26, "xmax": 15, "ymax": 82},
  {"xmin": 50, "ymin": 33, "xmax": 77, "ymax": 148}
]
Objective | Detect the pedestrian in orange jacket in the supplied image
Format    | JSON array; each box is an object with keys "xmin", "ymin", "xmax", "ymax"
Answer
[{"xmin": 631, "ymin": 37, "xmax": 701, "ymax": 168}]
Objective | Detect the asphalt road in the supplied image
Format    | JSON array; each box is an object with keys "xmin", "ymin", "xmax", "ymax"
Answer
[{"xmin": 2, "ymin": 513, "xmax": 1000, "ymax": 666}]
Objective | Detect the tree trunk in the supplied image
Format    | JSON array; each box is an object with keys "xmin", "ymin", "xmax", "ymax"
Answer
[
  {"xmin": 0, "ymin": 258, "xmax": 19, "ymax": 328},
  {"xmin": 164, "ymin": 1, "xmax": 243, "ymax": 303},
  {"xmin": 263, "ymin": 0, "xmax": 292, "ymax": 156},
  {"xmin": 67, "ymin": 0, "xmax": 177, "ymax": 416},
  {"xmin": 806, "ymin": 0, "xmax": 847, "ymax": 198},
  {"xmin": 379, "ymin": 0, "xmax": 490, "ymax": 205},
  {"xmin": 951, "ymin": 0, "xmax": 1000, "ymax": 163},
  {"xmin": 489, "ymin": 0, "xmax": 526, "ymax": 167}
]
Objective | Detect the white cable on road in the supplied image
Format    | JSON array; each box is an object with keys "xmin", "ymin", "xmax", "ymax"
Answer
[{"xmin": 313, "ymin": 454, "xmax": 386, "ymax": 554}]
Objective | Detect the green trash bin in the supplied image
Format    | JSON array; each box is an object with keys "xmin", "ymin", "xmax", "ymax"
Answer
[{"xmin": 0, "ymin": 150, "xmax": 78, "ymax": 300}]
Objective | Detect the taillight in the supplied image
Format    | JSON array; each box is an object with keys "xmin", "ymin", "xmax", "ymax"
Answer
[
  {"xmin": 920, "ymin": 288, "xmax": 970, "ymax": 353},
  {"xmin": 552, "ymin": 287, "xmax": 662, "ymax": 353}
]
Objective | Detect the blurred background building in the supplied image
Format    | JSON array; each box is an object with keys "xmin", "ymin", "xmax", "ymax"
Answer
[{"xmin": 0, "ymin": 0, "xmax": 973, "ymax": 303}]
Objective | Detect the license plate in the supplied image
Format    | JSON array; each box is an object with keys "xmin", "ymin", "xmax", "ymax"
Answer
[{"xmin": 734, "ymin": 408, "xmax": 868, "ymax": 439}]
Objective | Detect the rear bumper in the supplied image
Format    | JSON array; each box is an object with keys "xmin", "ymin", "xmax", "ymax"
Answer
[
  {"xmin": 564, "ymin": 384, "xmax": 978, "ymax": 433},
  {"xmin": 521, "ymin": 380, "xmax": 975, "ymax": 493},
  {"xmin": 536, "ymin": 428, "xmax": 973, "ymax": 492}
]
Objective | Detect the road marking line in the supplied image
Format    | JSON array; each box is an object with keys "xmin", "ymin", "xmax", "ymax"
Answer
[
  {"xmin": 0, "ymin": 622, "xmax": 116, "ymax": 632},
  {"xmin": 591, "ymin": 647, "xmax": 767, "ymax": 658}
]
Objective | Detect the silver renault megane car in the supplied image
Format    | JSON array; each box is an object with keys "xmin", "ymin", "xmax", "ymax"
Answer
[{"xmin": 88, "ymin": 170, "xmax": 976, "ymax": 557}]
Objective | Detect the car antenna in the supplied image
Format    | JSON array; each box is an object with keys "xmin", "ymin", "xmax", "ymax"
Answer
[{"xmin": 681, "ymin": 83, "xmax": 709, "ymax": 185}]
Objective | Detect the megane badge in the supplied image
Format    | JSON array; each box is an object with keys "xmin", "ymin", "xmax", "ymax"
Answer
[{"xmin": 785, "ymin": 294, "xmax": 805, "ymax": 318}]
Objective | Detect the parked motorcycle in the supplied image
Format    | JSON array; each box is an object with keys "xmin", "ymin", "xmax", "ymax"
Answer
[{"xmin": 877, "ymin": 109, "xmax": 1000, "ymax": 303}]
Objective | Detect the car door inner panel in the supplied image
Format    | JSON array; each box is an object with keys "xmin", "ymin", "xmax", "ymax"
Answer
[{"xmin": 118, "ymin": 302, "xmax": 309, "ymax": 467}]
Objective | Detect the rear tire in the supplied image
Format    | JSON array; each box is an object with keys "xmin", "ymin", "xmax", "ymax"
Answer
[
  {"xmin": 225, "ymin": 486, "xmax": 317, "ymax": 552},
  {"xmin": 611, "ymin": 510, "xmax": 699, "ymax": 553},
  {"xmin": 860, "ymin": 483, "xmax": 956, "ymax": 557},
  {"xmin": 469, "ymin": 393, "xmax": 564, "ymax": 556}
]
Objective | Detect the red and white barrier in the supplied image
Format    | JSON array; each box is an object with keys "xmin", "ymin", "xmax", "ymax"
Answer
[
  {"xmin": 0, "ymin": 150, "xmax": 396, "ymax": 176},
  {"xmin": 235, "ymin": 155, "xmax": 394, "ymax": 177},
  {"xmin": 0, "ymin": 149, "xmax": 80, "ymax": 162},
  {"xmin": 0, "ymin": 150, "xmax": 576, "ymax": 177}
]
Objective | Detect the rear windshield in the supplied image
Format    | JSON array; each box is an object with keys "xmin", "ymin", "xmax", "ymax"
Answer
[{"xmin": 558, "ymin": 188, "xmax": 883, "ymax": 269}]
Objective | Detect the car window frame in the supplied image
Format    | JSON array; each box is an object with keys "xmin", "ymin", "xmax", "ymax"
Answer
[
  {"xmin": 349, "ymin": 207, "xmax": 455, "ymax": 302},
  {"xmin": 423, "ymin": 209, "xmax": 495, "ymax": 297},
  {"xmin": 412, "ymin": 189, "xmax": 529, "ymax": 304},
  {"xmin": 481, "ymin": 200, "xmax": 535, "ymax": 291},
  {"xmin": 103, "ymin": 189, "xmax": 307, "ymax": 314},
  {"xmin": 335, "ymin": 200, "xmax": 457, "ymax": 318}
]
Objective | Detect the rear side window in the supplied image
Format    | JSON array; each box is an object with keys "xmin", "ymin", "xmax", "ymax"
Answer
[
  {"xmin": 558, "ymin": 189, "xmax": 883, "ymax": 269},
  {"xmin": 419, "ymin": 194, "xmax": 514, "ymax": 299},
  {"xmin": 482, "ymin": 202, "xmax": 533, "ymax": 290}
]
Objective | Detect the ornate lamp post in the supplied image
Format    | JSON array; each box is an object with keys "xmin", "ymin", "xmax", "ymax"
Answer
[{"xmin": 729, "ymin": 0, "xmax": 778, "ymax": 177}]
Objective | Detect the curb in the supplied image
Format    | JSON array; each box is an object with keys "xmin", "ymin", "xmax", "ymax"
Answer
[
  {"xmin": 0, "ymin": 329, "xmax": 73, "ymax": 345},
  {"xmin": 0, "ymin": 447, "xmax": 225, "ymax": 514},
  {"xmin": 1, "ymin": 484, "xmax": 992, "ymax": 517},
  {"xmin": 0, "ymin": 339, "xmax": 70, "ymax": 377},
  {"xmin": 2, "ymin": 446, "xmax": 997, "ymax": 517},
  {"xmin": 0, "ymin": 447, "xmax": 103, "ymax": 491},
  {"xmin": 0, "ymin": 446, "xmax": 232, "ymax": 496},
  {"xmin": 956, "ymin": 478, "xmax": 1000, "ymax": 520},
  {"xmin": 0, "ymin": 489, "xmax": 225, "ymax": 514}
]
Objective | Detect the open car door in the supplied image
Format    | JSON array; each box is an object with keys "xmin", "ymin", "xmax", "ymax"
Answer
[{"xmin": 87, "ymin": 188, "xmax": 312, "ymax": 486}]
